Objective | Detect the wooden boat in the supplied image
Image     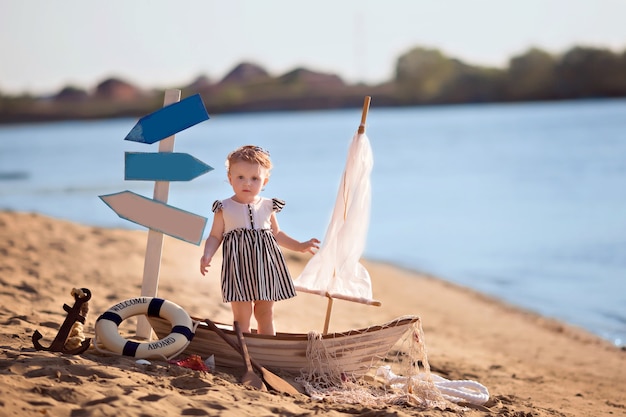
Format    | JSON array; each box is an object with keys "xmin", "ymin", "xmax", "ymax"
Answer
[
  {"xmin": 145, "ymin": 97, "xmax": 418, "ymax": 379},
  {"xmin": 149, "ymin": 315, "xmax": 419, "ymax": 377},
  {"xmin": 145, "ymin": 97, "xmax": 420, "ymax": 378}
]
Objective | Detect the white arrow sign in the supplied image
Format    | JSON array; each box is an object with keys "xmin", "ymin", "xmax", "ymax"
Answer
[{"xmin": 99, "ymin": 191, "xmax": 207, "ymax": 245}]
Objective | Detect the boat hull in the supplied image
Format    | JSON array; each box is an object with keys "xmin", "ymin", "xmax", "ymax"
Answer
[{"xmin": 149, "ymin": 315, "xmax": 419, "ymax": 377}]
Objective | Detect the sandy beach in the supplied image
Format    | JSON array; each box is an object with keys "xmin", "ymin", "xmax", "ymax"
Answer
[{"xmin": 0, "ymin": 210, "xmax": 624, "ymax": 416}]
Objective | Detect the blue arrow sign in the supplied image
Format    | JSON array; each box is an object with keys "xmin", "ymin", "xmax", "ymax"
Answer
[
  {"xmin": 125, "ymin": 152, "xmax": 213, "ymax": 181},
  {"xmin": 124, "ymin": 94, "xmax": 210, "ymax": 144}
]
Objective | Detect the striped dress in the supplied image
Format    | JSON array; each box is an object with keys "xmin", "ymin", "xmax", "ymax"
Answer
[{"xmin": 213, "ymin": 197, "xmax": 296, "ymax": 303}]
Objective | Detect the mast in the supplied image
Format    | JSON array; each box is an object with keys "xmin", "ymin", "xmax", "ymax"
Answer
[{"xmin": 322, "ymin": 96, "xmax": 373, "ymax": 334}]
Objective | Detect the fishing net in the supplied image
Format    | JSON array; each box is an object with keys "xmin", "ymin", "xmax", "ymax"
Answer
[{"xmin": 295, "ymin": 317, "xmax": 488, "ymax": 410}]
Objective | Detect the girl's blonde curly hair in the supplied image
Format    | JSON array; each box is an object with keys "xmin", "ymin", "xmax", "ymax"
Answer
[{"xmin": 226, "ymin": 145, "xmax": 272, "ymax": 174}]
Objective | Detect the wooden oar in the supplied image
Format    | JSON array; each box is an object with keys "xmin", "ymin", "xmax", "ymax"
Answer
[
  {"xmin": 233, "ymin": 321, "xmax": 266, "ymax": 391},
  {"xmin": 203, "ymin": 319, "xmax": 302, "ymax": 396}
]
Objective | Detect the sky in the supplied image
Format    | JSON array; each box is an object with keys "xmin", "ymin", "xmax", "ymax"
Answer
[{"xmin": 1, "ymin": 0, "xmax": 626, "ymax": 95}]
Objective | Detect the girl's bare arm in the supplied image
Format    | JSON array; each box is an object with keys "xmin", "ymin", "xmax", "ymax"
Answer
[
  {"xmin": 200, "ymin": 210, "xmax": 225, "ymax": 275},
  {"xmin": 271, "ymin": 213, "xmax": 320, "ymax": 254}
]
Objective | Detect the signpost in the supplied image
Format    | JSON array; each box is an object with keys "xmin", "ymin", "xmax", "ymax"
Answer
[{"xmin": 100, "ymin": 89, "xmax": 211, "ymax": 339}]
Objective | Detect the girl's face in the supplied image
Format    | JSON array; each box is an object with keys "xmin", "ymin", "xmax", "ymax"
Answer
[{"xmin": 228, "ymin": 161, "xmax": 269, "ymax": 203}]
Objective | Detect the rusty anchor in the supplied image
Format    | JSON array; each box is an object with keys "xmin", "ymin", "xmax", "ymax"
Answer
[{"xmin": 32, "ymin": 287, "xmax": 92, "ymax": 354}]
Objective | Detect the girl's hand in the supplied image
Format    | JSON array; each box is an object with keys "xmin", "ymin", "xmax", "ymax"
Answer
[
  {"xmin": 200, "ymin": 256, "xmax": 212, "ymax": 276},
  {"xmin": 301, "ymin": 238, "xmax": 321, "ymax": 254}
]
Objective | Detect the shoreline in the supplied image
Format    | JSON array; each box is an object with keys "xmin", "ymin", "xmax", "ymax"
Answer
[
  {"xmin": 1, "ymin": 210, "xmax": 624, "ymax": 416},
  {"xmin": 5, "ymin": 206, "xmax": 618, "ymax": 347},
  {"xmin": 340, "ymin": 254, "xmax": 623, "ymax": 348}
]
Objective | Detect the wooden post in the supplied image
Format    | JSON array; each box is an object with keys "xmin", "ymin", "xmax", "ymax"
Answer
[
  {"xmin": 136, "ymin": 89, "xmax": 181, "ymax": 339},
  {"xmin": 323, "ymin": 295, "xmax": 334, "ymax": 335},
  {"xmin": 358, "ymin": 96, "xmax": 371, "ymax": 134}
]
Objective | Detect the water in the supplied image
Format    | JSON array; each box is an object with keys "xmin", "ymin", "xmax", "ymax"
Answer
[{"xmin": 1, "ymin": 99, "xmax": 625, "ymax": 347}]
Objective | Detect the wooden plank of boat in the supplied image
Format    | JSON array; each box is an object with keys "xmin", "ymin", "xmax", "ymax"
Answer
[{"xmin": 148, "ymin": 315, "xmax": 419, "ymax": 377}]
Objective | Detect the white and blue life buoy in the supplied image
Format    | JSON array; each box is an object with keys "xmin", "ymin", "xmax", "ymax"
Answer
[{"xmin": 95, "ymin": 297, "xmax": 194, "ymax": 360}]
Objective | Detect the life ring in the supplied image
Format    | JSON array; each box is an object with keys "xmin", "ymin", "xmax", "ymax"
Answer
[{"xmin": 95, "ymin": 297, "xmax": 194, "ymax": 359}]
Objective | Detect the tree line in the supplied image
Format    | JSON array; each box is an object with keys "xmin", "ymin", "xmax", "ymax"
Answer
[
  {"xmin": 394, "ymin": 45, "xmax": 626, "ymax": 104},
  {"xmin": 1, "ymin": 44, "xmax": 625, "ymax": 124}
]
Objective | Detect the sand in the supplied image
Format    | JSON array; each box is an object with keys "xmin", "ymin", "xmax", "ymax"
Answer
[{"xmin": 0, "ymin": 210, "xmax": 624, "ymax": 416}]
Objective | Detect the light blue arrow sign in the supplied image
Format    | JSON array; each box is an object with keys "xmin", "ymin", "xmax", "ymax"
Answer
[
  {"xmin": 124, "ymin": 94, "xmax": 210, "ymax": 144},
  {"xmin": 125, "ymin": 152, "xmax": 213, "ymax": 181}
]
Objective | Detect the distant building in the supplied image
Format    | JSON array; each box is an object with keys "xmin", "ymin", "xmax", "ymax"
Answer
[
  {"xmin": 54, "ymin": 86, "xmax": 89, "ymax": 102},
  {"xmin": 278, "ymin": 68, "xmax": 345, "ymax": 89},
  {"xmin": 219, "ymin": 62, "xmax": 270, "ymax": 85},
  {"xmin": 95, "ymin": 78, "xmax": 142, "ymax": 101}
]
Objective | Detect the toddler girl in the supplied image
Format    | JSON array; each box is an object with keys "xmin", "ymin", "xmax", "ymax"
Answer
[{"xmin": 200, "ymin": 145, "xmax": 319, "ymax": 335}]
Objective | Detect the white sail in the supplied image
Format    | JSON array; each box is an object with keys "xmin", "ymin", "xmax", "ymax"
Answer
[{"xmin": 294, "ymin": 130, "xmax": 379, "ymax": 305}]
